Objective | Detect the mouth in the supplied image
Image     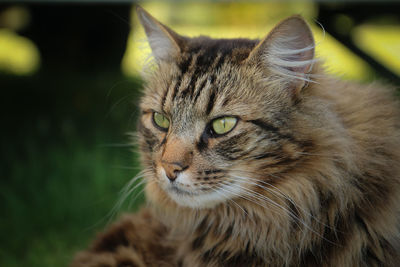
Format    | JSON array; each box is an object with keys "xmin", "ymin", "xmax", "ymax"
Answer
[
  {"xmin": 168, "ymin": 183, "xmax": 198, "ymax": 196},
  {"xmin": 162, "ymin": 181, "xmax": 233, "ymax": 208},
  {"xmin": 156, "ymin": 172, "xmax": 237, "ymax": 208}
]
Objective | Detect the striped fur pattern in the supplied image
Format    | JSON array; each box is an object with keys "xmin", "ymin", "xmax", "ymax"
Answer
[{"xmin": 71, "ymin": 7, "xmax": 400, "ymax": 267}]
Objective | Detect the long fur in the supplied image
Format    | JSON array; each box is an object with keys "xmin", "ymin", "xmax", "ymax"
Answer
[{"xmin": 72, "ymin": 9, "xmax": 400, "ymax": 267}]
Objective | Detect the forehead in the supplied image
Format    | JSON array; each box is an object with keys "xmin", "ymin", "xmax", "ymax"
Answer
[{"xmin": 140, "ymin": 37, "xmax": 280, "ymax": 128}]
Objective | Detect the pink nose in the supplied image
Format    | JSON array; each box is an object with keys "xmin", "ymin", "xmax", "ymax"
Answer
[
  {"xmin": 161, "ymin": 161, "xmax": 187, "ymax": 181},
  {"xmin": 160, "ymin": 136, "xmax": 193, "ymax": 182}
]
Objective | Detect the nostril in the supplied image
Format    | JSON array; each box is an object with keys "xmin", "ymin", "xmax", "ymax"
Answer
[
  {"xmin": 166, "ymin": 172, "xmax": 177, "ymax": 181},
  {"xmin": 180, "ymin": 165, "xmax": 189, "ymax": 172}
]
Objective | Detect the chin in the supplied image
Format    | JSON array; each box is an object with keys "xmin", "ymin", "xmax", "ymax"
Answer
[{"xmin": 166, "ymin": 187, "xmax": 228, "ymax": 209}]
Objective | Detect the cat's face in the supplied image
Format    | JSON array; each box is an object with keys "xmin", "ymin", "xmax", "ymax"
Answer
[{"xmin": 137, "ymin": 7, "xmax": 315, "ymax": 208}]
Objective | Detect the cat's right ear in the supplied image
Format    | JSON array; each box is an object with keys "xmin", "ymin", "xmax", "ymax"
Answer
[
  {"xmin": 245, "ymin": 15, "xmax": 315, "ymax": 95},
  {"xmin": 136, "ymin": 6, "xmax": 186, "ymax": 63}
]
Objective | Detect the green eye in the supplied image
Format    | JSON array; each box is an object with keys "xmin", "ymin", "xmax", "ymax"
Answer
[
  {"xmin": 153, "ymin": 112, "xmax": 170, "ymax": 130},
  {"xmin": 212, "ymin": 117, "xmax": 237, "ymax": 135}
]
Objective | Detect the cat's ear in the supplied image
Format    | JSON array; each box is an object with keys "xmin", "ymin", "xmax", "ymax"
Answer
[
  {"xmin": 136, "ymin": 6, "xmax": 186, "ymax": 63},
  {"xmin": 246, "ymin": 16, "xmax": 315, "ymax": 94}
]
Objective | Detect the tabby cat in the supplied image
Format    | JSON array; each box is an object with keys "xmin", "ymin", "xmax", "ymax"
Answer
[{"xmin": 72, "ymin": 6, "xmax": 400, "ymax": 267}]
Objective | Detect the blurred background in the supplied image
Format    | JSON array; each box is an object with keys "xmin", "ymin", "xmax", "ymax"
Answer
[{"xmin": 0, "ymin": 1, "xmax": 399, "ymax": 266}]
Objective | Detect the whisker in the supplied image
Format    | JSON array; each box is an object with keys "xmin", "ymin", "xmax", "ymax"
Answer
[
  {"xmin": 224, "ymin": 173, "xmax": 340, "ymax": 245},
  {"xmin": 219, "ymin": 181, "xmax": 291, "ymax": 228},
  {"xmin": 105, "ymin": 93, "xmax": 134, "ymax": 119},
  {"xmin": 214, "ymin": 185, "xmax": 249, "ymax": 216},
  {"xmin": 111, "ymin": 165, "xmax": 143, "ymax": 170},
  {"xmin": 104, "ymin": 169, "xmax": 152, "ymax": 224},
  {"xmin": 226, "ymin": 182, "xmax": 335, "ymax": 243},
  {"xmin": 127, "ymin": 181, "xmax": 154, "ymax": 210},
  {"xmin": 228, "ymin": 170, "xmax": 340, "ymax": 232},
  {"xmin": 229, "ymin": 171, "xmax": 338, "ymax": 227},
  {"xmin": 106, "ymin": 179, "xmax": 146, "ymax": 224},
  {"xmin": 209, "ymin": 186, "xmax": 243, "ymax": 214},
  {"xmin": 227, "ymin": 181, "xmax": 305, "ymax": 230},
  {"xmin": 213, "ymin": 184, "xmax": 257, "ymax": 225},
  {"xmin": 230, "ymin": 174, "xmax": 301, "ymax": 213}
]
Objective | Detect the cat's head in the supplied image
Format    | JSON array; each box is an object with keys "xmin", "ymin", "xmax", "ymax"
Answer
[{"xmin": 136, "ymin": 6, "xmax": 316, "ymax": 208}]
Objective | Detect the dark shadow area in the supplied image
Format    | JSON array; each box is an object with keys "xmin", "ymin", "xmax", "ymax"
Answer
[{"xmin": 0, "ymin": 4, "xmax": 144, "ymax": 266}]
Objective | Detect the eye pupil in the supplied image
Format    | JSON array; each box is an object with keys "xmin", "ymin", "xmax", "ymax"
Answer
[{"xmin": 211, "ymin": 116, "xmax": 237, "ymax": 135}]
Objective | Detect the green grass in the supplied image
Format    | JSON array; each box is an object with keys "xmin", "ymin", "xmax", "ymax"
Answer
[
  {"xmin": 1, "ymin": 138, "xmax": 144, "ymax": 266},
  {"xmin": 0, "ymin": 72, "xmax": 145, "ymax": 266}
]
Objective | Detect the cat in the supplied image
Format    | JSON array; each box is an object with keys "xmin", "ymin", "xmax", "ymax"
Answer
[{"xmin": 72, "ymin": 6, "xmax": 400, "ymax": 267}]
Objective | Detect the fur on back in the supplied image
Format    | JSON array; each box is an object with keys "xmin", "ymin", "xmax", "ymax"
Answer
[{"xmin": 71, "ymin": 7, "xmax": 400, "ymax": 267}]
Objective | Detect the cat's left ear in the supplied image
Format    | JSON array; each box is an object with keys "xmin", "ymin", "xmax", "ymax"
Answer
[
  {"xmin": 136, "ymin": 6, "xmax": 186, "ymax": 63},
  {"xmin": 246, "ymin": 15, "xmax": 315, "ymax": 94}
]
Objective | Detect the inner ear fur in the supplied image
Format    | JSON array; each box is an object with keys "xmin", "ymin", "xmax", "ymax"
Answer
[
  {"xmin": 246, "ymin": 15, "xmax": 316, "ymax": 94},
  {"xmin": 136, "ymin": 6, "xmax": 187, "ymax": 63}
]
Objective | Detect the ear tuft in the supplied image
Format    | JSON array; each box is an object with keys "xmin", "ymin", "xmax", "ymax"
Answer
[
  {"xmin": 247, "ymin": 16, "xmax": 316, "ymax": 93},
  {"xmin": 136, "ymin": 6, "xmax": 184, "ymax": 63}
]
